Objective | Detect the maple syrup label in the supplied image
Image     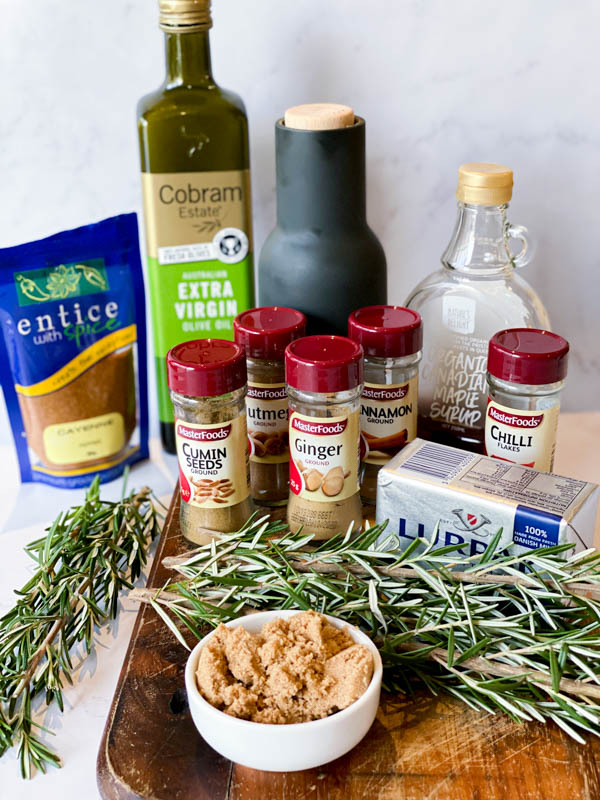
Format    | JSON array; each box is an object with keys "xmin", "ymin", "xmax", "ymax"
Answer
[
  {"xmin": 484, "ymin": 401, "xmax": 560, "ymax": 471},
  {"xmin": 360, "ymin": 379, "xmax": 418, "ymax": 465},
  {"xmin": 288, "ymin": 411, "xmax": 360, "ymax": 502},
  {"xmin": 175, "ymin": 414, "xmax": 250, "ymax": 507}
]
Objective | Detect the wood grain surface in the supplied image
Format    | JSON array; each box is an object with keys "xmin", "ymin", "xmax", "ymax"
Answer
[{"xmin": 96, "ymin": 489, "xmax": 598, "ymax": 800}]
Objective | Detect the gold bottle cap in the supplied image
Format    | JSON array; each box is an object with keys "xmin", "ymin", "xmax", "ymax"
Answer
[
  {"xmin": 159, "ymin": 0, "xmax": 212, "ymax": 32},
  {"xmin": 284, "ymin": 103, "xmax": 355, "ymax": 131},
  {"xmin": 457, "ymin": 163, "xmax": 513, "ymax": 205}
]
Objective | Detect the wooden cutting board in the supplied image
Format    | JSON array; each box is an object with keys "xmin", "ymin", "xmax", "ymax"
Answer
[{"xmin": 96, "ymin": 488, "xmax": 600, "ymax": 800}]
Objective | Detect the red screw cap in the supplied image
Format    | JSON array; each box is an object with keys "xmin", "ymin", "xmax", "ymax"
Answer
[
  {"xmin": 234, "ymin": 306, "xmax": 306, "ymax": 359},
  {"xmin": 488, "ymin": 328, "xmax": 569, "ymax": 385},
  {"xmin": 348, "ymin": 305, "xmax": 423, "ymax": 358},
  {"xmin": 285, "ymin": 335, "xmax": 364, "ymax": 393},
  {"xmin": 167, "ymin": 339, "xmax": 247, "ymax": 397}
]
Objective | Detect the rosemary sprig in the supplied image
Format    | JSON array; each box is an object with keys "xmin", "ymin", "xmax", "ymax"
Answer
[
  {"xmin": 0, "ymin": 475, "xmax": 160, "ymax": 778},
  {"xmin": 133, "ymin": 517, "xmax": 600, "ymax": 744}
]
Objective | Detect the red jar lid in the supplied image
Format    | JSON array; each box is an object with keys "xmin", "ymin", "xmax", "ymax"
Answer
[
  {"xmin": 285, "ymin": 335, "xmax": 363, "ymax": 393},
  {"xmin": 488, "ymin": 328, "xmax": 569, "ymax": 385},
  {"xmin": 348, "ymin": 305, "xmax": 423, "ymax": 357},
  {"xmin": 167, "ymin": 339, "xmax": 247, "ymax": 397},
  {"xmin": 234, "ymin": 306, "xmax": 306, "ymax": 359}
]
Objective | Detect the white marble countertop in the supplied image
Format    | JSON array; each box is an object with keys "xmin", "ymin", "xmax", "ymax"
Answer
[{"xmin": 0, "ymin": 414, "xmax": 598, "ymax": 798}]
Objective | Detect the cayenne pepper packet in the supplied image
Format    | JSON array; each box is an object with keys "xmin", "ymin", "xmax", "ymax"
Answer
[{"xmin": 0, "ymin": 214, "xmax": 149, "ymax": 487}]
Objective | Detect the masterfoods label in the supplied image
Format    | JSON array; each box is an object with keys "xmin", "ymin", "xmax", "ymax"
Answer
[
  {"xmin": 141, "ymin": 170, "xmax": 254, "ymax": 424},
  {"xmin": 376, "ymin": 438, "xmax": 598, "ymax": 558},
  {"xmin": 289, "ymin": 411, "xmax": 360, "ymax": 502},
  {"xmin": 246, "ymin": 381, "xmax": 289, "ymax": 464},
  {"xmin": 485, "ymin": 401, "xmax": 559, "ymax": 471},
  {"xmin": 175, "ymin": 414, "xmax": 250, "ymax": 508},
  {"xmin": 360, "ymin": 379, "xmax": 417, "ymax": 465}
]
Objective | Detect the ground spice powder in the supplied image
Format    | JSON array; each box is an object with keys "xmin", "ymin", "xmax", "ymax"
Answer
[{"xmin": 19, "ymin": 348, "xmax": 136, "ymax": 470}]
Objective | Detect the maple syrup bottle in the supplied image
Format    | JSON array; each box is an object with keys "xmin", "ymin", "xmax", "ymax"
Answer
[
  {"xmin": 406, "ymin": 164, "xmax": 549, "ymax": 452},
  {"xmin": 138, "ymin": 0, "xmax": 254, "ymax": 453}
]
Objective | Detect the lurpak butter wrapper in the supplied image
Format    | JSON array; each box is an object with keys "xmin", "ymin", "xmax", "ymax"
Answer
[{"xmin": 376, "ymin": 439, "xmax": 599, "ymax": 557}]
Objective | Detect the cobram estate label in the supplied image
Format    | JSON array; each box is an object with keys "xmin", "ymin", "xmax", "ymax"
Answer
[
  {"xmin": 360, "ymin": 378, "xmax": 418, "ymax": 465},
  {"xmin": 141, "ymin": 169, "xmax": 254, "ymax": 423},
  {"xmin": 175, "ymin": 414, "xmax": 250, "ymax": 508},
  {"xmin": 484, "ymin": 401, "xmax": 560, "ymax": 471},
  {"xmin": 246, "ymin": 382, "xmax": 289, "ymax": 464},
  {"xmin": 288, "ymin": 411, "xmax": 360, "ymax": 502}
]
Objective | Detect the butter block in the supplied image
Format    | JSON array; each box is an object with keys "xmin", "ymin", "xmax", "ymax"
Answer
[{"xmin": 376, "ymin": 438, "xmax": 599, "ymax": 558}]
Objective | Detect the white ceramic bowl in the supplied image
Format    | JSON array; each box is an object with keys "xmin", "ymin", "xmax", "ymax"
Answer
[{"xmin": 184, "ymin": 609, "xmax": 383, "ymax": 772}]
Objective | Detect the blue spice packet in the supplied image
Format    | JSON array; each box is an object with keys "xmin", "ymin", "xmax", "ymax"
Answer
[{"xmin": 0, "ymin": 214, "xmax": 149, "ymax": 487}]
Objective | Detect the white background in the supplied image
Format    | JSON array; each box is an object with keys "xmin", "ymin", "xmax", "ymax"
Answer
[
  {"xmin": 0, "ymin": 1, "xmax": 599, "ymax": 796},
  {"xmin": 1, "ymin": 0, "xmax": 599, "ymax": 423}
]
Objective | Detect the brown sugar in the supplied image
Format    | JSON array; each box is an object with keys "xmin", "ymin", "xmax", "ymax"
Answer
[{"xmin": 195, "ymin": 610, "xmax": 373, "ymax": 724}]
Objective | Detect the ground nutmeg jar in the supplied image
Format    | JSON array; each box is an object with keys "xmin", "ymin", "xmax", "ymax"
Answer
[
  {"xmin": 348, "ymin": 305, "xmax": 422, "ymax": 503},
  {"xmin": 285, "ymin": 335, "xmax": 364, "ymax": 539},
  {"xmin": 167, "ymin": 339, "xmax": 253, "ymax": 544},
  {"xmin": 485, "ymin": 328, "xmax": 569, "ymax": 472},
  {"xmin": 234, "ymin": 306, "xmax": 306, "ymax": 506}
]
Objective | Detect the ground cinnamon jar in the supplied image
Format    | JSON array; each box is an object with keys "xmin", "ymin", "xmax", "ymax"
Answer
[
  {"xmin": 285, "ymin": 335, "xmax": 364, "ymax": 539},
  {"xmin": 485, "ymin": 328, "xmax": 569, "ymax": 471},
  {"xmin": 167, "ymin": 339, "xmax": 253, "ymax": 544},
  {"xmin": 234, "ymin": 307, "xmax": 306, "ymax": 506},
  {"xmin": 348, "ymin": 306, "xmax": 422, "ymax": 503}
]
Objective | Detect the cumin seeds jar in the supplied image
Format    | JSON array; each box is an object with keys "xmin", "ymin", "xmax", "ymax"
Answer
[
  {"xmin": 348, "ymin": 306, "xmax": 423, "ymax": 503},
  {"xmin": 234, "ymin": 306, "xmax": 306, "ymax": 506},
  {"xmin": 485, "ymin": 328, "xmax": 569, "ymax": 472},
  {"xmin": 167, "ymin": 339, "xmax": 253, "ymax": 544},
  {"xmin": 285, "ymin": 335, "xmax": 364, "ymax": 539}
]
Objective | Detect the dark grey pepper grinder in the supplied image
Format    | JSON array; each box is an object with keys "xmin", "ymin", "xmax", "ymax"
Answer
[{"xmin": 258, "ymin": 103, "xmax": 387, "ymax": 335}]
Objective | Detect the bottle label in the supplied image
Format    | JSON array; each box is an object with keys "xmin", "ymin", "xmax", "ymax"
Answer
[
  {"xmin": 418, "ymin": 292, "xmax": 493, "ymax": 440},
  {"xmin": 42, "ymin": 412, "xmax": 125, "ymax": 466},
  {"xmin": 246, "ymin": 381, "xmax": 289, "ymax": 464},
  {"xmin": 484, "ymin": 400, "xmax": 560, "ymax": 471},
  {"xmin": 288, "ymin": 411, "xmax": 360, "ymax": 502},
  {"xmin": 442, "ymin": 296, "xmax": 476, "ymax": 334},
  {"xmin": 141, "ymin": 170, "xmax": 254, "ymax": 424},
  {"xmin": 360, "ymin": 378, "xmax": 418, "ymax": 465},
  {"xmin": 175, "ymin": 414, "xmax": 250, "ymax": 508}
]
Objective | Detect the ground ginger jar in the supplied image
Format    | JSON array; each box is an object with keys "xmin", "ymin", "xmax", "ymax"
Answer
[
  {"xmin": 167, "ymin": 339, "xmax": 253, "ymax": 544},
  {"xmin": 485, "ymin": 328, "xmax": 569, "ymax": 472},
  {"xmin": 285, "ymin": 335, "xmax": 364, "ymax": 539},
  {"xmin": 234, "ymin": 306, "xmax": 306, "ymax": 506},
  {"xmin": 348, "ymin": 306, "xmax": 423, "ymax": 504}
]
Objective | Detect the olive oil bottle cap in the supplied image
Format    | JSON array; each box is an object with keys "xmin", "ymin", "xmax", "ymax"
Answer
[
  {"xmin": 457, "ymin": 163, "xmax": 513, "ymax": 205},
  {"xmin": 159, "ymin": 0, "xmax": 212, "ymax": 32}
]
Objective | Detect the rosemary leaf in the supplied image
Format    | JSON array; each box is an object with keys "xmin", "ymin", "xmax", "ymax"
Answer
[{"xmin": 0, "ymin": 475, "xmax": 160, "ymax": 779}]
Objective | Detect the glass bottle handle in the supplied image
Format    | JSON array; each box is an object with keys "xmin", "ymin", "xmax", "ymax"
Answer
[{"xmin": 507, "ymin": 223, "xmax": 536, "ymax": 269}]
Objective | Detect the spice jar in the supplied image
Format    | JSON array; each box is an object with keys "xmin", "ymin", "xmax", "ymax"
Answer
[
  {"xmin": 485, "ymin": 328, "xmax": 569, "ymax": 472},
  {"xmin": 285, "ymin": 335, "xmax": 364, "ymax": 539},
  {"xmin": 348, "ymin": 306, "xmax": 423, "ymax": 504},
  {"xmin": 234, "ymin": 306, "xmax": 306, "ymax": 506},
  {"xmin": 167, "ymin": 339, "xmax": 253, "ymax": 544}
]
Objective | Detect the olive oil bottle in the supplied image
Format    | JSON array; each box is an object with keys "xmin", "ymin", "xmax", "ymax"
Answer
[{"xmin": 138, "ymin": 0, "xmax": 254, "ymax": 453}]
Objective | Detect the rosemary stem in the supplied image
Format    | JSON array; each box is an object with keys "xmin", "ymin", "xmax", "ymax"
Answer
[
  {"xmin": 161, "ymin": 553, "xmax": 600, "ymax": 601},
  {"xmin": 396, "ymin": 643, "xmax": 600, "ymax": 700}
]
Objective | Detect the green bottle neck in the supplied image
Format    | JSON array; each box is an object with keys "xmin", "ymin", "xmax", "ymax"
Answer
[{"xmin": 164, "ymin": 31, "xmax": 214, "ymax": 87}]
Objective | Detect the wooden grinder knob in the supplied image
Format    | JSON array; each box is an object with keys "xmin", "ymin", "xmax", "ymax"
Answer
[{"xmin": 284, "ymin": 103, "xmax": 355, "ymax": 131}]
